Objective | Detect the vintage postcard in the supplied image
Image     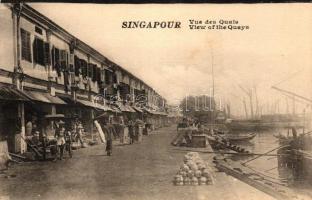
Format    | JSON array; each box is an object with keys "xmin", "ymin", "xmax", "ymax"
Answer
[{"xmin": 0, "ymin": 2, "xmax": 311, "ymax": 200}]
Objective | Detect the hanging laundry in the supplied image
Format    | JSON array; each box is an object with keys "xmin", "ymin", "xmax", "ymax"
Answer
[
  {"xmin": 53, "ymin": 47, "xmax": 61, "ymax": 76},
  {"xmin": 81, "ymin": 59, "xmax": 88, "ymax": 78},
  {"xmin": 100, "ymin": 69, "xmax": 105, "ymax": 82}
]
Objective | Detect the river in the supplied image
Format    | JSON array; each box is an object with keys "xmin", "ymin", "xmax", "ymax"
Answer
[
  {"xmin": 229, "ymin": 129, "xmax": 291, "ymax": 180},
  {"xmin": 226, "ymin": 128, "xmax": 312, "ymax": 198}
]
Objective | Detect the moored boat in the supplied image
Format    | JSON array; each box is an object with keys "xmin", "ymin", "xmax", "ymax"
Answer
[{"xmin": 223, "ymin": 132, "xmax": 257, "ymax": 142}]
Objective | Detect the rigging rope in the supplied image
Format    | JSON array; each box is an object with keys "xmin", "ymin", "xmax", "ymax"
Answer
[{"xmin": 272, "ymin": 69, "xmax": 303, "ymax": 87}]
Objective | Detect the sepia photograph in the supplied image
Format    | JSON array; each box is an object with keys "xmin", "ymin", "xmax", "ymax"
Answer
[{"xmin": 0, "ymin": 2, "xmax": 312, "ymax": 200}]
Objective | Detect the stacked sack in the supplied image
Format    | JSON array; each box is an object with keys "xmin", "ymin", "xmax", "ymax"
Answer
[{"xmin": 173, "ymin": 152, "xmax": 215, "ymax": 186}]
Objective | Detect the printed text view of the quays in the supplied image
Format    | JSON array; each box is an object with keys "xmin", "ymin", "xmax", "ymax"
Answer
[{"xmin": 0, "ymin": 3, "xmax": 312, "ymax": 200}]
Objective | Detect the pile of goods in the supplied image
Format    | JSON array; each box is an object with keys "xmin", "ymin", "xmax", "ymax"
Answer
[{"xmin": 173, "ymin": 152, "xmax": 215, "ymax": 186}]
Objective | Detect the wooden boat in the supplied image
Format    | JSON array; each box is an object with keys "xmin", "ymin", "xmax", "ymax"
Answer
[
  {"xmin": 273, "ymin": 134, "xmax": 293, "ymax": 145},
  {"xmin": 277, "ymin": 134, "xmax": 312, "ymax": 183},
  {"xmin": 207, "ymin": 135, "xmax": 251, "ymax": 153},
  {"xmin": 214, "ymin": 157, "xmax": 297, "ymax": 200},
  {"xmin": 226, "ymin": 119, "xmax": 304, "ymax": 131},
  {"xmin": 223, "ymin": 133, "xmax": 257, "ymax": 142}
]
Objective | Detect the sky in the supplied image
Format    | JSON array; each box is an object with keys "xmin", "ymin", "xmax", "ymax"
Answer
[{"xmin": 30, "ymin": 3, "xmax": 312, "ymax": 116}]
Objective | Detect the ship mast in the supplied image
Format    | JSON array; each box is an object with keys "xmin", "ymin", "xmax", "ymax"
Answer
[{"xmin": 210, "ymin": 47, "xmax": 215, "ymax": 128}]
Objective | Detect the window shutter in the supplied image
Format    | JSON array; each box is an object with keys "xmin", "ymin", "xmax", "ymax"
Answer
[
  {"xmin": 96, "ymin": 67, "xmax": 101, "ymax": 83},
  {"xmin": 92, "ymin": 64, "xmax": 97, "ymax": 82},
  {"xmin": 113, "ymin": 73, "xmax": 117, "ymax": 83},
  {"xmin": 54, "ymin": 48, "xmax": 60, "ymax": 67},
  {"xmin": 33, "ymin": 38, "xmax": 38, "ymax": 64},
  {"xmin": 21, "ymin": 30, "xmax": 26, "ymax": 58},
  {"xmin": 105, "ymin": 70, "xmax": 110, "ymax": 84},
  {"xmin": 51, "ymin": 47, "xmax": 55, "ymax": 70},
  {"xmin": 100, "ymin": 69, "xmax": 105, "ymax": 82},
  {"xmin": 26, "ymin": 32, "xmax": 31, "ymax": 62},
  {"xmin": 33, "ymin": 38, "xmax": 45, "ymax": 66},
  {"xmin": 79, "ymin": 59, "xmax": 86, "ymax": 78},
  {"xmin": 44, "ymin": 42, "xmax": 50, "ymax": 65},
  {"xmin": 60, "ymin": 50, "xmax": 67, "ymax": 71},
  {"xmin": 21, "ymin": 29, "xmax": 32, "ymax": 62},
  {"xmin": 88, "ymin": 63, "xmax": 93, "ymax": 78},
  {"xmin": 37, "ymin": 39, "xmax": 44, "ymax": 66},
  {"xmin": 74, "ymin": 56, "xmax": 80, "ymax": 76},
  {"xmin": 54, "ymin": 48, "xmax": 61, "ymax": 76}
]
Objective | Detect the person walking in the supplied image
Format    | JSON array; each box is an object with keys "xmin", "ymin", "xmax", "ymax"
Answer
[
  {"xmin": 72, "ymin": 117, "xmax": 84, "ymax": 147},
  {"xmin": 65, "ymin": 130, "xmax": 72, "ymax": 158},
  {"xmin": 76, "ymin": 122, "xmax": 84, "ymax": 147},
  {"xmin": 106, "ymin": 129, "xmax": 113, "ymax": 156},
  {"xmin": 128, "ymin": 120, "xmax": 135, "ymax": 144},
  {"xmin": 55, "ymin": 120, "xmax": 66, "ymax": 160}
]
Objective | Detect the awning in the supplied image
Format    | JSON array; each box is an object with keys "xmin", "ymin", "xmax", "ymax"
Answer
[
  {"xmin": 167, "ymin": 113, "xmax": 182, "ymax": 118},
  {"xmin": 112, "ymin": 103, "xmax": 135, "ymax": 113},
  {"xmin": 109, "ymin": 105, "xmax": 122, "ymax": 113},
  {"xmin": 124, "ymin": 104, "xmax": 136, "ymax": 113},
  {"xmin": 0, "ymin": 87, "xmax": 29, "ymax": 101},
  {"xmin": 132, "ymin": 106, "xmax": 143, "ymax": 113},
  {"xmin": 116, "ymin": 104, "xmax": 128, "ymax": 112},
  {"xmin": 96, "ymin": 103, "xmax": 113, "ymax": 112},
  {"xmin": 153, "ymin": 111, "xmax": 163, "ymax": 115},
  {"xmin": 76, "ymin": 98, "xmax": 96, "ymax": 108},
  {"xmin": 58, "ymin": 96, "xmax": 76, "ymax": 105},
  {"xmin": 158, "ymin": 112, "xmax": 168, "ymax": 116},
  {"xmin": 57, "ymin": 96, "xmax": 112, "ymax": 112},
  {"xmin": 76, "ymin": 99, "xmax": 111, "ymax": 111},
  {"xmin": 142, "ymin": 107, "xmax": 157, "ymax": 115},
  {"xmin": 142, "ymin": 107, "xmax": 167, "ymax": 116},
  {"xmin": 23, "ymin": 90, "xmax": 66, "ymax": 104}
]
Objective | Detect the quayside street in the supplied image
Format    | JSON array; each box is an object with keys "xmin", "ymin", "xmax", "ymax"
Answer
[{"xmin": 0, "ymin": 125, "xmax": 275, "ymax": 200}]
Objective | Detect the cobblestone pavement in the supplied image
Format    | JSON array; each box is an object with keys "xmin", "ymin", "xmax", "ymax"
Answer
[{"xmin": 0, "ymin": 126, "xmax": 275, "ymax": 200}]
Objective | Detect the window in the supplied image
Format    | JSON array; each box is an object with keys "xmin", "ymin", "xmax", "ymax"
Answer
[
  {"xmin": 74, "ymin": 56, "xmax": 80, "ymax": 76},
  {"xmin": 51, "ymin": 47, "xmax": 59, "ymax": 71},
  {"xmin": 105, "ymin": 70, "xmax": 115, "ymax": 84},
  {"xmin": 80, "ymin": 59, "xmax": 88, "ymax": 78},
  {"xmin": 59, "ymin": 50, "xmax": 67, "ymax": 70},
  {"xmin": 33, "ymin": 37, "xmax": 45, "ymax": 66},
  {"xmin": 92, "ymin": 64, "xmax": 97, "ymax": 82},
  {"xmin": 51, "ymin": 46, "xmax": 69, "ymax": 76},
  {"xmin": 96, "ymin": 67, "xmax": 101, "ymax": 83},
  {"xmin": 88, "ymin": 63, "xmax": 93, "ymax": 78},
  {"xmin": 100, "ymin": 68, "xmax": 105, "ymax": 82},
  {"xmin": 113, "ymin": 73, "xmax": 117, "ymax": 83},
  {"xmin": 35, "ymin": 26, "xmax": 43, "ymax": 35},
  {"xmin": 21, "ymin": 29, "xmax": 32, "ymax": 62}
]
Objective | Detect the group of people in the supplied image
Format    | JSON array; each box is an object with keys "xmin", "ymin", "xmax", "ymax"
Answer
[
  {"xmin": 54, "ymin": 117, "xmax": 85, "ymax": 160},
  {"xmin": 25, "ymin": 114, "xmax": 86, "ymax": 161},
  {"xmin": 98, "ymin": 117, "xmax": 145, "ymax": 156},
  {"xmin": 26, "ymin": 113, "xmax": 146, "ymax": 159},
  {"xmin": 54, "ymin": 119, "xmax": 70, "ymax": 160},
  {"xmin": 177, "ymin": 117, "xmax": 202, "ymax": 130}
]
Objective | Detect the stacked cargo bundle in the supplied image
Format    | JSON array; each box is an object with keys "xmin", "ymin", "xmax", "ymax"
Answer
[{"xmin": 173, "ymin": 152, "xmax": 215, "ymax": 186}]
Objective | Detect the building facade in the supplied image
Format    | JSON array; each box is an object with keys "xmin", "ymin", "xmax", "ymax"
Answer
[{"xmin": 0, "ymin": 3, "xmax": 168, "ymax": 153}]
